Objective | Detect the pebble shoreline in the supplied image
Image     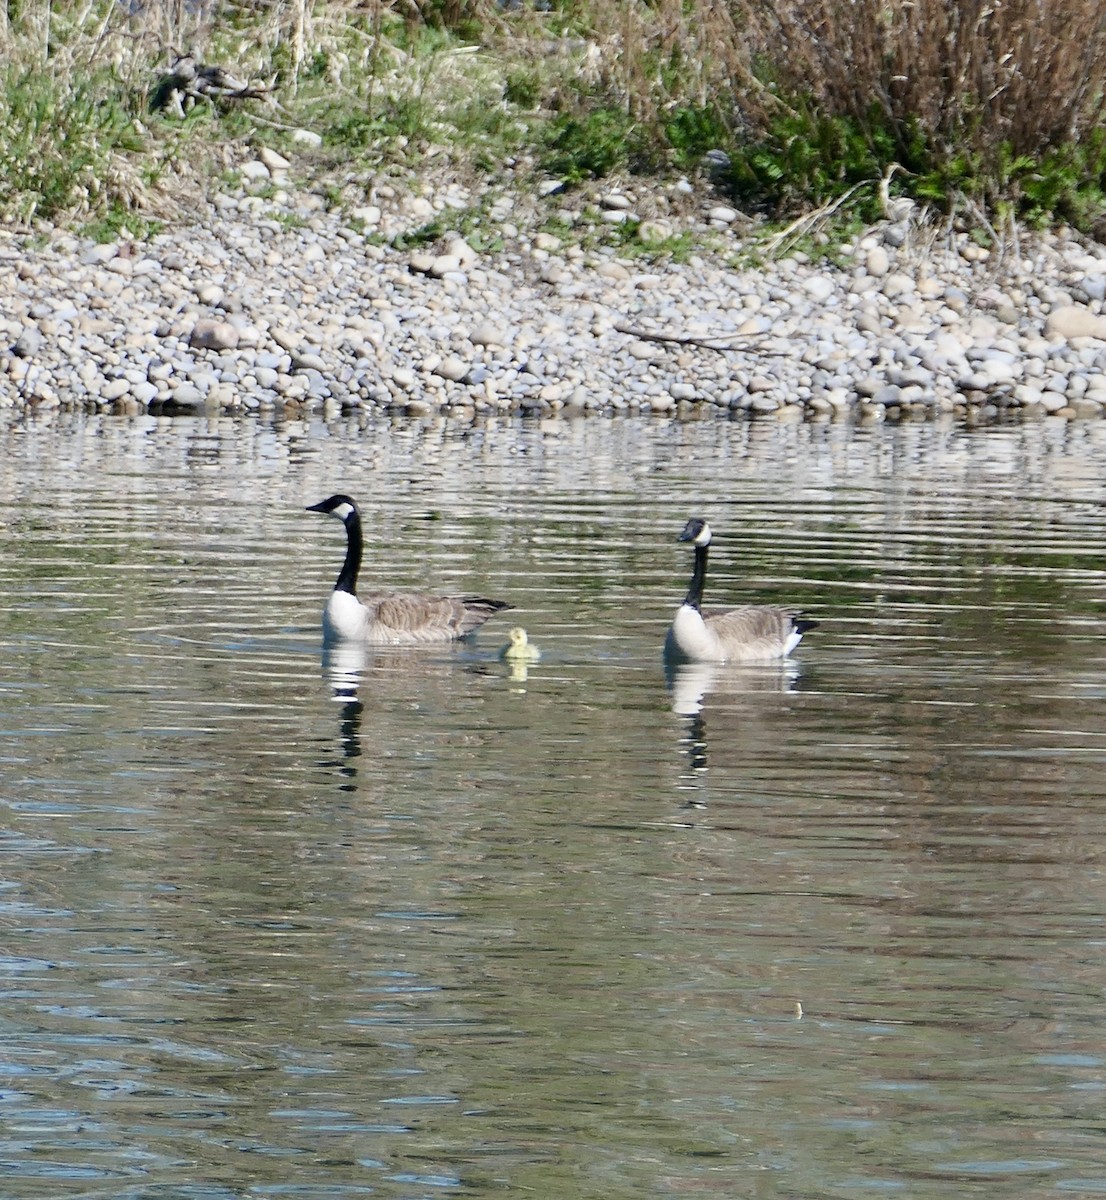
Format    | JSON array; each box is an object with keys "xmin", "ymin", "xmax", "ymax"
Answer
[{"xmin": 6, "ymin": 151, "xmax": 1106, "ymax": 423}]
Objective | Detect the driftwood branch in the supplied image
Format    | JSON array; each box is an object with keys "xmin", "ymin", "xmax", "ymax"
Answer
[
  {"xmin": 152, "ymin": 56, "xmax": 277, "ymax": 119},
  {"xmin": 614, "ymin": 322, "xmax": 791, "ymax": 356}
]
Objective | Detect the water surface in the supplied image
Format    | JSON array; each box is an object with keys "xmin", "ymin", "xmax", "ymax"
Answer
[{"xmin": 2, "ymin": 412, "xmax": 1106, "ymax": 1198}]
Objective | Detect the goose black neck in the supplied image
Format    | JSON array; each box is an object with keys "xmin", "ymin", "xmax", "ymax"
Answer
[
  {"xmin": 336, "ymin": 510, "xmax": 362, "ymax": 595},
  {"xmin": 684, "ymin": 542, "xmax": 708, "ymax": 610}
]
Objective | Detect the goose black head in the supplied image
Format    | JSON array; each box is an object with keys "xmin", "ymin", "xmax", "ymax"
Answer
[
  {"xmin": 307, "ymin": 494, "xmax": 360, "ymax": 522},
  {"xmin": 677, "ymin": 517, "xmax": 712, "ymax": 548}
]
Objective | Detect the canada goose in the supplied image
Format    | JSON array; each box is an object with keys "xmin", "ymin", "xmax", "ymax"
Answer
[
  {"xmin": 664, "ymin": 517, "xmax": 817, "ymax": 664},
  {"xmin": 306, "ymin": 494, "xmax": 512, "ymax": 644},
  {"xmin": 500, "ymin": 626, "xmax": 541, "ymax": 663},
  {"xmin": 878, "ymin": 162, "xmax": 916, "ymax": 226}
]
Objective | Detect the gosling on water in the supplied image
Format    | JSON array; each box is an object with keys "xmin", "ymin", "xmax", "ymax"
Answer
[
  {"xmin": 307, "ymin": 494, "xmax": 512, "ymax": 644},
  {"xmin": 499, "ymin": 626, "xmax": 541, "ymax": 663}
]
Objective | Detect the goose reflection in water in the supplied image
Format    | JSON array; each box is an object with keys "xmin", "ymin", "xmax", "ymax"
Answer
[
  {"xmin": 665, "ymin": 658, "xmax": 801, "ymax": 717},
  {"xmin": 320, "ymin": 642, "xmax": 367, "ymax": 792},
  {"xmin": 667, "ymin": 659, "xmax": 808, "ymax": 809},
  {"xmin": 323, "ymin": 638, "xmax": 369, "ymax": 703}
]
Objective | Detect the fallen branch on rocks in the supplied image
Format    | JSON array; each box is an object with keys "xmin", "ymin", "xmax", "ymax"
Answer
[
  {"xmin": 151, "ymin": 56, "xmax": 277, "ymax": 118},
  {"xmin": 614, "ymin": 322, "xmax": 790, "ymax": 356}
]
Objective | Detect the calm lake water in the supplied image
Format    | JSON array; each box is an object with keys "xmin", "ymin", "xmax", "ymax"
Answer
[{"xmin": 3, "ymin": 410, "xmax": 1106, "ymax": 1198}]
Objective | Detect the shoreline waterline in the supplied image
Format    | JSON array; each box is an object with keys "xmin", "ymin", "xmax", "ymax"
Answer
[{"xmin": 5, "ymin": 166, "xmax": 1106, "ymax": 425}]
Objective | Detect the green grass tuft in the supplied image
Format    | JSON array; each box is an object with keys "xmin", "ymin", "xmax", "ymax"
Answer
[{"xmin": 2, "ymin": 0, "xmax": 1106, "ymax": 238}]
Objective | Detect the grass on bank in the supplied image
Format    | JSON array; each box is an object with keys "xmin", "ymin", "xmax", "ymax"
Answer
[{"xmin": 3, "ymin": 0, "xmax": 1106, "ymax": 244}]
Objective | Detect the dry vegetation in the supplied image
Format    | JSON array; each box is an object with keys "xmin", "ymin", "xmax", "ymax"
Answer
[{"xmin": 2, "ymin": 0, "xmax": 1106, "ymax": 238}]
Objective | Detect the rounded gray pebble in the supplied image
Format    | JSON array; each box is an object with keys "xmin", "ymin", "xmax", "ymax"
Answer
[{"xmin": 5, "ymin": 182, "xmax": 1106, "ymax": 426}]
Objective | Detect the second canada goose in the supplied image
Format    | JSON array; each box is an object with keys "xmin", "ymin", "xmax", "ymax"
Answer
[
  {"xmin": 664, "ymin": 517, "xmax": 817, "ymax": 664},
  {"xmin": 499, "ymin": 626, "xmax": 541, "ymax": 663},
  {"xmin": 306, "ymin": 494, "xmax": 512, "ymax": 644}
]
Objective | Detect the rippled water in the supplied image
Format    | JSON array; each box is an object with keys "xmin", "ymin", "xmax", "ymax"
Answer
[{"xmin": 3, "ymin": 410, "xmax": 1106, "ymax": 1198}]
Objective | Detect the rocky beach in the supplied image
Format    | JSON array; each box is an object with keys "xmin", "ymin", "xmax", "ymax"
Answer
[{"xmin": 6, "ymin": 147, "xmax": 1106, "ymax": 424}]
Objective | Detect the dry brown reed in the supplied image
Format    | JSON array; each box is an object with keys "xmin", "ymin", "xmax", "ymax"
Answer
[{"xmin": 734, "ymin": 0, "xmax": 1106, "ymax": 156}]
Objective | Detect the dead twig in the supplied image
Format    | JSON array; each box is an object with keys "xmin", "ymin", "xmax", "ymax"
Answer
[
  {"xmin": 615, "ymin": 323, "xmax": 792, "ymax": 356},
  {"xmin": 761, "ymin": 180, "xmax": 868, "ymax": 257}
]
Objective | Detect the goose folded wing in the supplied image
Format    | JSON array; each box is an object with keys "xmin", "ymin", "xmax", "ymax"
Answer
[
  {"xmin": 370, "ymin": 594, "xmax": 511, "ymax": 640},
  {"xmin": 705, "ymin": 605, "xmax": 803, "ymax": 656}
]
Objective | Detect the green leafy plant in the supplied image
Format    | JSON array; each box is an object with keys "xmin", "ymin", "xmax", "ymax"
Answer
[
  {"xmin": 539, "ymin": 106, "xmax": 641, "ymax": 182},
  {"xmin": 727, "ymin": 103, "xmax": 900, "ymax": 214},
  {"xmin": 664, "ymin": 104, "xmax": 730, "ymax": 169},
  {"xmin": 0, "ymin": 66, "xmax": 147, "ymax": 223},
  {"xmin": 81, "ymin": 202, "xmax": 161, "ymax": 243}
]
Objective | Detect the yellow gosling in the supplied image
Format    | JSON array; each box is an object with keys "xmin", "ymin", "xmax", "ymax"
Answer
[{"xmin": 500, "ymin": 626, "xmax": 541, "ymax": 663}]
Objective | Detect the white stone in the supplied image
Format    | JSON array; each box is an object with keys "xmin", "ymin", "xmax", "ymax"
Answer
[
  {"xmin": 638, "ymin": 220, "xmax": 672, "ymax": 245},
  {"xmin": 259, "ymin": 146, "xmax": 290, "ymax": 172},
  {"xmin": 977, "ymin": 359, "xmax": 1020, "ymax": 383},
  {"xmin": 1045, "ymin": 305, "xmax": 1106, "ymax": 341},
  {"xmin": 881, "ymin": 272, "xmax": 915, "ymax": 298},
  {"xmin": 351, "ymin": 206, "xmax": 382, "ymax": 227},
  {"xmin": 433, "ymin": 357, "xmax": 468, "ymax": 382},
  {"xmin": 470, "ymin": 321, "xmax": 505, "ymax": 347},
  {"xmin": 866, "ymin": 246, "xmax": 890, "ymax": 276},
  {"xmin": 708, "ymin": 205, "xmax": 739, "ymax": 224},
  {"xmin": 430, "ymin": 254, "xmax": 463, "ymax": 277},
  {"xmin": 803, "ymin": 276, "xmax": 837, "ymax": 303},
  {"xmin": 101, "ymin": 378, "xmax": 130, "ymax": 400},
  {"xmin": 446, "ymin": 237, "xmax": 477, "ymax": 266}
]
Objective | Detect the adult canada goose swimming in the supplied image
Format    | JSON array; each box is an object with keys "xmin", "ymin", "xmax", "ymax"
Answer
[
  {"xmin": 306, "ymin": 494, "xmax": 512, "ymax": 644},
  {"xmin": 499, "ymin": 626, "xmax": 541, "ymax": 663},
  {"xmin": 664, "ymin": 517, "xmax": 818, "ymax": 664}
]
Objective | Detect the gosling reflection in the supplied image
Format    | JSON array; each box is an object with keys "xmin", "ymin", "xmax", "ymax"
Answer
[{"xmin": 504, "ymin": 658, "xmax": 533, "ymax": 685}]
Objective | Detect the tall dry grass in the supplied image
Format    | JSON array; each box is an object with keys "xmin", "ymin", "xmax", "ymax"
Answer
[
  {"xmin": 544, "ymin": 0, "xmax": 1106, "ymax": 158},
  {"xmin": 735, "ymin": 0, "xmax": 1106, "ymax": 159},
  {"xmin": 482, "ymin": 0, "xmax": 1106, "ymax": 218}
]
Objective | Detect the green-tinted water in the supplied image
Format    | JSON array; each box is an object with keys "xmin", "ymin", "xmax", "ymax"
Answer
[{"xmin": 2, "ymin": 412, "xmax": 1106, "ymax": 1198}]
